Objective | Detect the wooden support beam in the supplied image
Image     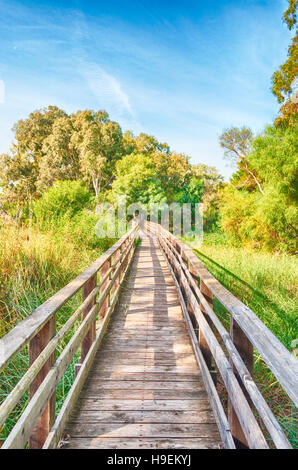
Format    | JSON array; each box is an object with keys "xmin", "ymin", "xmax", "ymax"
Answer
[
  {"xmin": 100, "ymin": 260, "xmax": 111, "ymax": 320},
  {"xmin": 199, "ymin": 280, "xmax": 213, "ymax": 371},
  {"xmin": 81, "ymin": 274, "xmax": 97, "ymax": 363},
  {"xmin": 228, "ymin": 318, "xmax": 254, "ymax": 448},
  {"xmin": 29, "ymin": 315, "xmax": 56, "ymax": 449}
]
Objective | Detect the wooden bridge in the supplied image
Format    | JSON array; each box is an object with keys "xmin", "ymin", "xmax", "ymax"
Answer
[{"xmin": 0, "ymin": 222, "xmax": 297, "ymax": 449}]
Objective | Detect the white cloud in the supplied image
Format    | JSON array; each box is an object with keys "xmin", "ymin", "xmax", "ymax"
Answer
[{"xmin": 80, "ymin": 63, "xmax": 134, "ymax": 120}]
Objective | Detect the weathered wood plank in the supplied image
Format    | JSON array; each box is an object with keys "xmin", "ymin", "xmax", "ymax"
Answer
[
  {"xmin": 81, "ymin": 389, "xmax": 205, "ymax": 400},
  {"xmin": 65, "ymin": 422, "xmax": 220, "ymax": 438},
  {"xmin": 82, "ymin": 381, "xmax": 202, "ymax": 391},
  {"xmin": 74, "ymin": 398, "xmax": 214, "ymax": 412},
  {"xmin": 62, "ymin": 437, "xmax": 220, "ymax": 449},
  {"xmin": 68, "ymin": 410, "xmax": 216, "ymax": 424},
  {"xmin": 88, "ymin": 372, "xmax": 201, "ymax": 381}
]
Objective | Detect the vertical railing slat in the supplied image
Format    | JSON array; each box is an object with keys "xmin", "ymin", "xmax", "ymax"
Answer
[
  {"xmin": 100, "ymin": 260, "xmax": 111, "ymax": 320},
  {"xmin": 228, "ymin": 318, "xmax": 254, "ymax": 448},
  {"xmin": 81, "ymin": 274, "xmax": 97, "ymax": 363},
  {"xmin": 199, "ymin": 280, "xmax": 214, "ymax": 370},
  {"xmin": 29, "ymin": 315, "xmax": 56, "ymax": 448}
]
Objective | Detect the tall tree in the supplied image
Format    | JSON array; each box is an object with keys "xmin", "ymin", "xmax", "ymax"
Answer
[
  {"xmin": 0, "ymin": 106, "xmax": 66, "ymax": 204},
  {"xmin": 272, "ymin": 0, "xmax": 298, "ymax": 128},
  {"xmin": 219, "ymin": 127, "xmax": 264, "ymax": 194},
  {"xmin": 71, "ymin": 110, "xmax": 123, "ymax": 198},
  {"xmin": 37, "ymin": 116, "xmax": 80, "ymax": 191}
]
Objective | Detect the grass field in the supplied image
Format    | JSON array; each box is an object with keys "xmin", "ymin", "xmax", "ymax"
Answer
[{"xmin": 185, "ymin": 233, "xmax": 298, "ymax": 447}]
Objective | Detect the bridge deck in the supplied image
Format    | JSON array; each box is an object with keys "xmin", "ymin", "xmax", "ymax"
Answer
[{"xmin": 63, "ymin": 236, "xmax": 221, "ymax": 449}]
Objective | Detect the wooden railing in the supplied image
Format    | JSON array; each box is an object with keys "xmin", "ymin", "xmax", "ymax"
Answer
[
  {"xmin": 148, "ymin": 222, "xmax": 297, "ymax": 449},
  {"xmin": 0, "ymin": 223, "xmax": 139, "ymax": 449}
]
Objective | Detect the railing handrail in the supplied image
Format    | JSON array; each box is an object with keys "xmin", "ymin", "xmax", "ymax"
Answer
[
  {"xmin": 0, "ymin": 224, "xmax": 137, "ymax": 373},
  {"xmin": 148, "ymin": 222, "xmax": 298, "ymax": 408}
]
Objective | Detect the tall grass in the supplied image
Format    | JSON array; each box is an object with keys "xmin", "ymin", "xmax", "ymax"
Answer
[
  {"xmin": 185, "ymin": 233, "xmax": 298, "ymax": 447},
  {"xmin": 0, "ymin": 221, "xmax": 115, "ymax": 444}
]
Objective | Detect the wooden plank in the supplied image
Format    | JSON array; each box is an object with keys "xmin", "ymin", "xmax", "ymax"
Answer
[
  {"xmin": 65, "ymin": 422, "xmax": 220, "ymax": 438},
  {"xmin": 102, "ymin": 344, "xmax": 193, "ymax": 353},
  {"xmin": 94, "ymin": 365, "xmax": 199, "ymax": 374},
  {"xmin": 89, "ymin": 372, "xmax": 201, "ymax": 382},
  {"xmin": 62, "ymin": 437, "xmax": 220, "ymax": 449},
  {"xmin": 84, "ymin": 381, "xmax": 204, "ymax": 391},
  {"xmin": 68, "ymin": 410, "xmax": 216, "ymax": 425},
  {"xmin": 74, "ymin": 399, "xmax": 214, "ymax": 412},
  {"xmin": 81, "ymin": 389, "xmax": 206, "ymax": 400},
  {"xmin": 92, "ymin": 358, "xmax": 197, "ymax": 367}
]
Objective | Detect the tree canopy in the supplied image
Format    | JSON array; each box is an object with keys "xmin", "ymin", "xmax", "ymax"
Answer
[{"xmin": 272, "ymin": 0, "xmax": 298, "ymax": 127}]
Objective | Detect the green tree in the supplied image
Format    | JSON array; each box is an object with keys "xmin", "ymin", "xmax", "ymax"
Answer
[
  {"xmin": 192, "ymin": 165, "xmax": 224, "ymax": 231},
  {"xmin": 219, "ymin": 127, "xmax": 264, "ymax": 194},
  {"xmin": 0, "ymin": 106, "xmax": 66, "ymax": 204},
  {"xmin": 71, "ymin": 110, "xmax": 123, "ymax": 198},
  {"xmin": 37, "ymin": 116, "xmax": 80, "ymax": 191},
  {"xmin": 220, "ymin": 125, "xmax": 298, "ymax": 252},
  {"xmin": 33, "ymin": 180, "xmax": 92, "ymax": 221},
  {"xmin": 111, "ymin": 153, "xmax": 167, "ymax": 205}
]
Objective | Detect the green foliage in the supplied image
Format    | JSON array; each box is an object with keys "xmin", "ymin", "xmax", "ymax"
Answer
[
  {"xmin": 111, "ymin": 153, "xmax": 168, "ymax": 205},
  {"xmin": 272, "ymin": 0, "xmax": 298, "ymax": 126},
  {"xmin": 272, "ymin": 32, "xmax": 298, "ymax": 104},
  {"xmin": 0, "ymin": 107, "xmax": 124, "ymax": 204},
  {"xmin": 32, "ymin": 181, "xmax": 92, "ymax": 221},
  {"xmin": 176, "ymin": 177, "xmax": 204, "ymax": 204},
  {"xmin": 283, "ymin": 0, "xmax": 298, "ymax": 30},
  {"xmin": 71, "ymin": 110, "xmax": 124, "ymax": 197},
  {"xmin": 219, "ymin": 125, "xmax": 298, "ymax": 253}
]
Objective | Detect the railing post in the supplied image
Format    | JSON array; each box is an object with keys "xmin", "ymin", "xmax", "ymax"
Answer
[
  {"xmin": 228, "ymin": 318, "xmax": 254, "ymax": 448},
  {"xmin": 199, "ymin": 280, "xmax": 217, "ymax": 384},
  {"xmin": 81, "ymin": 273, "xmax": 97, "ymax": 363},
  {"xmin": 29, "ymin": 315, "xmax": 56, "ymax": 449},
  {"xmin": 199, "ymin": 280, "xmax": 213, "ymax": 369},
  {"xmin": 100, "ymin": 259, "xmax": 111, "ymax": 319}
]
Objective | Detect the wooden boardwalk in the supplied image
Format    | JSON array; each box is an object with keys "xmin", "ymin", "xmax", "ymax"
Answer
[
  {"xmin": 63, "ymin": 235, "xmax": 221, "ymax": 449},
  {"xmin": 2, "ymin": 224, "xmax": 295, "ymax": 449}
]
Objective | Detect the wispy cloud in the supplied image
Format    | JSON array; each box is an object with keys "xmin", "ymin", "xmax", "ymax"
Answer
[{"xmin": 80, "ymin": 62, "xmax": 133, "ymax": 118}]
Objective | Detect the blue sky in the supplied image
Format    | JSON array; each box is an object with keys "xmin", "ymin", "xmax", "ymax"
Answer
[{"xmin": 0, "ymin": 0, "xmax": 293, "ymax": 178}]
